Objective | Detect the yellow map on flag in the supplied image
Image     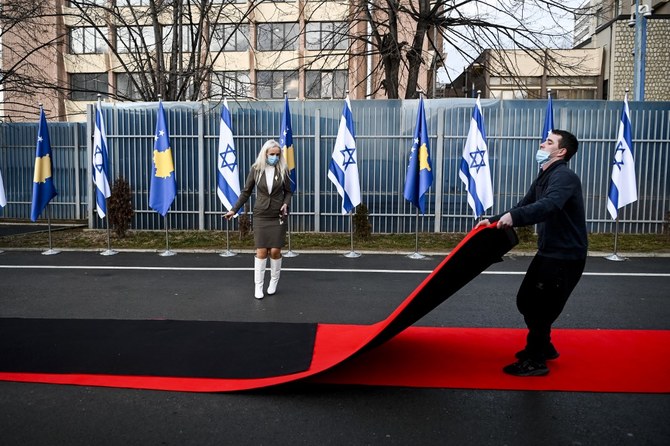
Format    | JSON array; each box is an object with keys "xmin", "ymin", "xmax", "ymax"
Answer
[
  {"xmin": 153, "ymin": 148, "xmax": 175, "ymax": 178},
  {"xmin": 419, "ymin": 144, "xmax": 432, "ymax": 171},
  {"xmin": 33, "ymin": 155, "xmax": 52, "ymax": 183}
]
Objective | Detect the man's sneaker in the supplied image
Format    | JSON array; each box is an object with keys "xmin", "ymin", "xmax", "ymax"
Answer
[
  {"xmin": 503, "ymin": 359, "xmax": 549, "ymax": 377},
  {"xmin": 515, "ymin": 347, "xmax": 560, "ymax": 361}
]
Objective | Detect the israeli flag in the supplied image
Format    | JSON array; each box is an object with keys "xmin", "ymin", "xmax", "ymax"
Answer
[
  {"xmin": 607, "ymin": 93, "xmax": 638, "ymax": 219},
  {"xmin": 217, "ymin": 98, "xmax": 241, "ymax": 213},
  {"xmin": 93, "ymin": 100, "xmax": 111, "ymax": 218},
  {"xmin": 328, "ymin": 96, "xmax": 361, "ymax": 214},
  {"xmin": 459, "ymin": 97, "xmax": 493, "ymax": 218}
]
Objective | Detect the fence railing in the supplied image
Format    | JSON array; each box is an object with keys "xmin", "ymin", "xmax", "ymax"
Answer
[{"xmin": 1, "ymin": 99, "xmax": 668, "ymax": 234}]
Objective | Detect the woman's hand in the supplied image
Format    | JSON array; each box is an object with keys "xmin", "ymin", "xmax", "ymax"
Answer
[
  {"xmin": 224, "ymin": 210, "xmax": 235, "ymax": 220},
  {"xmin": 280, "ymin": 204, "xmax": 288, "ymax": 216}
]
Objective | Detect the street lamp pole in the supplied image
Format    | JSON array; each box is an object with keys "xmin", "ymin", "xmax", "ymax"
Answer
[{"xmin": 632, "ymin": 0, "xmax": 648, "ymax": 101}]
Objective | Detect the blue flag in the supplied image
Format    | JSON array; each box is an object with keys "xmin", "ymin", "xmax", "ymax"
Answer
[
  {"xmin": 403, "ymin": 97, "xmax": 433, "ymax": 214},
  {"xmin": 459, "ymin": 97, "xmax": 493, "ymax": 218},
  {"xmin": 93, "ymin": 100, "xmax": 111, "ymax": 218},
  {"xmin": 328, "ymin": 96, "xmax": 361, "ymax": 214},
  {"xmin": 607, "ymin": 93, "xmax": 637, "ymax": 219},
  {"xmin": 279, "ymin": 96, "xmax": 296, "ymax": 193},
  {"xmin": 217, "ymin": 98, "xmax": 241, "ymax": 213},
  {"xmin": 30, "ymin": 109, "xmax": 58, "ymax": 221},
  {"xmin": 542, "ymin": 93, "xmax": 554, "ymax": 141},
  {"xmin": 149, "ymin": 100, "xmax": 177, "ymax": 217}
]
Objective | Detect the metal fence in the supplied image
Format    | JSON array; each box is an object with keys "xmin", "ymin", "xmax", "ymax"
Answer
[{"xmin": 1, "ymin": 99, "xmax": 668, "ymax": 234}]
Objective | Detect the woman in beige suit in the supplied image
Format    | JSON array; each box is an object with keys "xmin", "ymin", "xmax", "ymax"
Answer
[{"xmin": 225, "ymin": 139, "xmax": 293, "ymax": 299}]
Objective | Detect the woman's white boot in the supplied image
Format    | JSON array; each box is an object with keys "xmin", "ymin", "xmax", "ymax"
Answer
[
  {"xmin": 267, "ymin": 257, "xmax": 282, "ymax": 295},
  {"xmin": 254, "ymin": 257, "xmax": 267, "ymax": 299}
]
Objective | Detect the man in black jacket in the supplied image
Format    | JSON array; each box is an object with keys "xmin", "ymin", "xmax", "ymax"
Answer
[{"xmin": 477, "ymin": 130, "xmax": 587, "ymax": 376}]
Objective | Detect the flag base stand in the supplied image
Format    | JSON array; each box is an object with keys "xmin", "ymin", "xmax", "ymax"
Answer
[
  {"xmin": 159, "ymin": 250, "xmax": 177, "ymax": 257},
  {"xmin": 0, "ymin": 250, "xmax": 4, "ymax": 254},
  {"xmin": 42, "ymin": 249, "xmax": 61, "ymax": 256},
  {"xmin": 100, "ymin": 249, "xmax": 118, "ymax": 256},
  {"xmin": 344, "ymin": 251, "xmax": 361, "ymax": 258},
  {"xmin": 283, "ymin": 250, "xmax": 298, "ymax": 258},
  {"xmin": 605, "ymin": 253, "xmax": 627, "ymax": 262},
  {"xmin": 219, "ymin": 250, "xmax": 236, "ymax": 258},
  {"xmin": 605, "ymin": 218, "xmax": 627, "ymax": 262},
  {"xmin": 407, "ymin": 252, "xmax": 426, "ymax": 260}
]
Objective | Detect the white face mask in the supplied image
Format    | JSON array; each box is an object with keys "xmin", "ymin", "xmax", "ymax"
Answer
[{"xmin": 535, "ymin": 149, "xmax": 551, "ymax": 167}]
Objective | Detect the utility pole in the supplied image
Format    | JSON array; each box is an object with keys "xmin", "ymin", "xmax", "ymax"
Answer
[{"xmin": 632, "ymin": 0, "xmax": 650, "ymax": 101}]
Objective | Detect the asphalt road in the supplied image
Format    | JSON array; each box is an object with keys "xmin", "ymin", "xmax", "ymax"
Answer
[{"xmin": 0, "ymin": 250, "xmax": 668, "ymax": 445}]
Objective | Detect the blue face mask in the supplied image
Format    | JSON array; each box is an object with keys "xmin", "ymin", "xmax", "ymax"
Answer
[
  {"xmin": 535, "ymin": 149, "xmax": 550, "ymax": 167},
  {"xmin": 267, "ymin": 155, "xmax": 279, "ymax": 166}
]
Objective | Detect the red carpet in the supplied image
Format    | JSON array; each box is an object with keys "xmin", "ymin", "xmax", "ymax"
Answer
[{"xmin": 313, "ymin": 326, "xmax": 670, "ymax": 394}]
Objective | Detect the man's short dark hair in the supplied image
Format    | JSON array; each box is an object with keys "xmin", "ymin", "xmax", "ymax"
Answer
[{"xmin": 551, "ymin": 129, "xmax": 579, "ymax": 161}]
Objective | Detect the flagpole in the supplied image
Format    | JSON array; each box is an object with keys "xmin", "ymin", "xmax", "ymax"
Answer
[
  {"xmin": 219, "ymin": 216, "xmax": 236, "ymax": 257},
  {"xmin": 605, "ymin": 217, "xmax": 627, "ymax": 261},
  {"xmin": 160, "ymin": 215, "xmax": 176, "ymax": 256},
  {"xmin": 42, "ymin": 205, "xmax": 60, "ymax": 255},
  {"xmin": 282, "ymin": 90, "xmax": 298, "ymax": 258},
  {"xmin": 97, "ymin": 95, "xmax": 117, "ymax": 256},
  {"xmin": 408, "ymin": 210, "xmax": 425, "ymax": 259},
  {"xmin": 344, "ymin": 212, "xmax": 361, "ymax": 258},
  {"xmin": 407, "ymin": 90, "xmax": 427, "ymax": 260}
]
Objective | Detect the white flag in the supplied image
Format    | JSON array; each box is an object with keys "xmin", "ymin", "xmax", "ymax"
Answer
[
  {"xmin": 607, "ymin": 93, "xmax": 637, "ymax": 219},
  {"xmin": 459, "ymin": 98, "xmax": 493, "ymax": 218},
  {"xmin": 93, "ymin": 100, "xmax": 111, "ymax": 218},
  {"xmin": 217, "ymin": 98, "xmax": 241, "ymax": 213},
  {"xmin": 328, "ymin": 96, "xmax": 361, "ymax": 214},
  {"xmin": 0, "ymin": 168, "xmax": 6, "ymax": 208}
]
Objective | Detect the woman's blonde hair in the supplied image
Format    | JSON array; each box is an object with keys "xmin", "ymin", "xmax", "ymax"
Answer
[{"xmin": 252, "ymin": 139, "xmax": 289, "ymax": 182}]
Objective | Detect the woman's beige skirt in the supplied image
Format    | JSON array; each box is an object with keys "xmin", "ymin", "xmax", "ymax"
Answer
[{"xmin": 253, "ymin": 216, "xmax": 287, "ymax": 248}]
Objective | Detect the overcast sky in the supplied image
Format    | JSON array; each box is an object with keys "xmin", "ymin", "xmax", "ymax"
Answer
[{"xmin": 437, "ymin": 0, "xmax": 582, "ymax": 83}]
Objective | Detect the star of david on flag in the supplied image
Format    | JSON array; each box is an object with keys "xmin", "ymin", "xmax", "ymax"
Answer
[
  {"xmin": 607, "ymin": 93, "xmax": 637, "ymax": 220},
  {"xmin": 217, "ymin": 98, "xmax": 242, "ymax": 214},
  {"xmin": 30, "ymin": 108, "xmax": 58, "ymax": 222},
  {"xmin": 93, "ymin": 99, "xmax": 111, "ymax": 218},
  {"xmin": 149, "ymin": 100, "xmax": 177, "ymax": 217},
  {"xmin": 403, "ymin": 97, "xmax": 433, "ymax": 214},
  {"xmin": 459, "ymin": 97, "xmax": 493, "ymax": 218},
  {"xmin": 279, "ymin": 96, "xmax": 296, "ymax": 193},
  {"xmin": 328, "ymin": 96, "xmax": 361, "ymax": 214}
]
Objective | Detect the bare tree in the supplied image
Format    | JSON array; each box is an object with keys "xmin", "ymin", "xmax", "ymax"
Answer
[
  {"xmin": 0, "ymin": 0, "xmax": 67, "ymax": 120},
  {"xmin": 65, "ymin": 0, "xmax": 260, "ymax": 102},
  {"xmin": 337, "ymin": 0, "xmax": 591, "ymax": 99}
]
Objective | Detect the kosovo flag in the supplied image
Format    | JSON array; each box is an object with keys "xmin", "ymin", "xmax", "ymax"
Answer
[
  {"xmin": 279, "ymin": 96, "xmax": 296, "ymax": 193},
  {"xmin": 30, "ymin": 109, "xmax": 58, "ymax": 221},
  {"xmin": 403, "ymin": 97, "xmax": 433, "ymax": 214},
  {"xmin": 149, "ymin": 100, "xmax": 177, "ymax": 217}
]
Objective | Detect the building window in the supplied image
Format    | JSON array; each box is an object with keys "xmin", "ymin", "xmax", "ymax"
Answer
[
  {"xmin": 116, "ymin": 73, "xmax": 143, "ymax": 100},
  {"xmin": 305, "ymin": 70, "xmax": 347, "ymax": 99},
  {"xmin": 305, "ymin": 22, "xmax": 348, "ymax": 51},
  {"xmin": 256, "ymin": 23, "xmax": 298, "ymax": 51},
  {"xmin": 211, "ymin": 71, "xmax": 250, "ymax": 98},
  {"xmin": 116, "ymin": 26, "xmax": 156, "ymax": 53},
  {"xmin": 211, "ymin": 24, "xmax": 249, "ymax": 52},
  {"xmin": 70, "ymin": 27, "xmax": 108, "ymax": 54},
  {"xmin": 70, "ymin": 73, "xmax": 108, "ymax": 101},
  {"xmin": 256, "ymin": 70, "xmax": 298, "ymax": 99},
  {"xmin": 162, "ymin": 25, "xmax": 200, "ymax": 53}
]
